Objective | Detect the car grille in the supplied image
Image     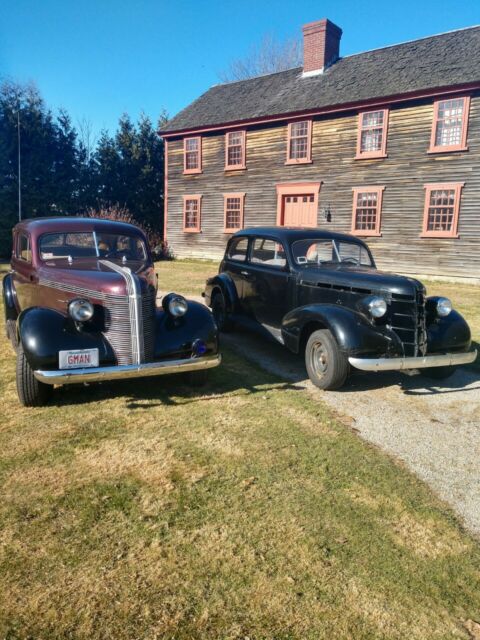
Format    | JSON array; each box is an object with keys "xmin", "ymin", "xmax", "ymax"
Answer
[
  {"xmin": 389, "ymin": 289, "xmax": 427, "ymax": 357},
  {"xmin": 103, "ymin": 285, "xmax": 156, "ymax": 366}
]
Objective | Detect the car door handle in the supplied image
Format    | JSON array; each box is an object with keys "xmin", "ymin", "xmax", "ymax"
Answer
[{"xmin": 240, "ymin": 270, "xmax": 250, "ymax": 276}]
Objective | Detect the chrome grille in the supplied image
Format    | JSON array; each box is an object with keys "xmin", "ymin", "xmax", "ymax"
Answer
[
  {"xmin": 103, "ymin": 294, "xmax": 135, "ymax": 365},
  {"xmin": 142, "ymin": 286, "xmax": 156, "ymax": 362},
  {"xmin": 390, "ymin": 290, "xmax": 427, "ymax": 357}
]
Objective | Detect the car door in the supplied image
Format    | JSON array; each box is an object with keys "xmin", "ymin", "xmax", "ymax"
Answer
[
  {"xmin": 245, "ymin": 236, "xmax": 291, "ymax": 330},
  {"xmin": 11, "ymin": 232, "xmax": 36, "ymax": 310},
  {"xmin": 222, "ymin": 236, "xmax": 251, "ymax": 314}
]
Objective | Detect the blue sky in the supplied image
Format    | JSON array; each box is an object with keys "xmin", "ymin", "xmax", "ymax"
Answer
[{"xmin": 1, "ymin": 0, "xmax": 479, "ymax": 134}]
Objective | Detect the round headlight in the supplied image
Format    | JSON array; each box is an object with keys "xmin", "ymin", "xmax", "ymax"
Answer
[
  {"xmin": 166, "ymin": 294, "xmax": 188, "ymax": 318},
  {"xmin": 367, "ymin": 296, "xmax": 387, "ymax": 319},
  {"xmin": 69, "ymin": 299, "xmax": 94, "ymax": 322},
  {"xmin": 437, "ymin": 297, "xmax": 452, "ymax": 317}
]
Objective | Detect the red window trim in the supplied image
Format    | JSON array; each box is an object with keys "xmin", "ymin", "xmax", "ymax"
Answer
[
  {"xmin": 223, "ymin": 192, "xmax": 245, "ymax": 233},
  {"xmin": 285, "ymin": 120, "xmax": 312, "ymax": 165},
  {"xmin": 183, "ymin": 195, "xmax": 202, "ymax": 233},
  {"xmin": 428, "ymin": 96, "xmax": 470, "ymax": 154},
  {"xmin": 421, "ymin": 182, "xmax": 464, "ymax": 239},
  {"xmin": 225, "ymin": 130, "xmax": 246, "ymax": 170},
  {"xmin": 355, "ymin": 108, "xmax": 389, "ymax": 160},
  {"xmin": 351, "ymin": 186, "xmax": 385, "ymax": 237},
  {"xmin": 183, "ymin": 136, "xmax": 202, "ymax": 174}
]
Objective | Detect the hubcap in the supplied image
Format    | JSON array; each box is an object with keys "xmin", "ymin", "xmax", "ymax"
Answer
[{"xmin": 310, "ymin": 340, "xmax": 328, "ymax": 378}]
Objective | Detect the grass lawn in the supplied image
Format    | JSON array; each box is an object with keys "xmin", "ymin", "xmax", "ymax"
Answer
[
  {"xmin": 157, "ymin": 259, "xmax": 480, "ymax": 367},
  {"xmin": 1, "ymin": 262, "xmax": 480, "ymax": 638}
]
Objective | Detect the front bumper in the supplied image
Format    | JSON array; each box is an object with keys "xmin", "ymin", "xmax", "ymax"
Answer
[
  {"xmin": 34, "ymin": 353, "xmax": 221, "ymax": 385},
  {"xmin": 348, "ymin": 349, "xmax": 477, "ymax": 372}
]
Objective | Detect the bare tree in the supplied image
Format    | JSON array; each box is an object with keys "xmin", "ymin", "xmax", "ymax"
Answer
[
  {"xmin": 218, "ymin": 33, "xmax": 302, "ymax": 83},
  {"xmin": 77, "ymin": 117, "xmax": 97, "ymax": 164}
]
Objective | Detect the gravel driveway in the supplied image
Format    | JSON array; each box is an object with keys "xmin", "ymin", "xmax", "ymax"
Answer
[
  {"xmin": 162, "ymin": 293, "xmax": 480, "ymax": 535},
  {"xmin": 222, "ymin": 327, "xmax": 480, "ymax": 536}
]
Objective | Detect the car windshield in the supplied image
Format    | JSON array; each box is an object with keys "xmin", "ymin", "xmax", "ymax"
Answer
[
  {"xmin": 39, "ymin": 232, "xmax": 147, "ymax": 262},
  {"xmin": 292, "ymin": 239, "xmax": 373, "ymax": 267}
]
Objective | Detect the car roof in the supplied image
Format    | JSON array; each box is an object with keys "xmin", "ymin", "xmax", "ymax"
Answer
[
  {"xmin": 232, "ymin": 227, "xmax": 368, "ymax": 244},
  {"xmin": 14, "ymin": 217, "xmax": 145, "ymax": 238}
]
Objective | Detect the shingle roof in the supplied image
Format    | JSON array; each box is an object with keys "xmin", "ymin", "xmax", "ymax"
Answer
[{"xmin": 162, "ymin": 26, "xmax": 480, "ymax": 134}]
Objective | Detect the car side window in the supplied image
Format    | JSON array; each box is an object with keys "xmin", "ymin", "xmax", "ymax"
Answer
[
  {"xmin": 227, "ymin": 237, "xmax": 249, "ymax": 262},
  {"xmin": 17, "ymin": 234, "xmax": 32, "ymax": 262},
  {"xmin": 251, "ymin": 238, "xmax": 287, "ymax": 268}
]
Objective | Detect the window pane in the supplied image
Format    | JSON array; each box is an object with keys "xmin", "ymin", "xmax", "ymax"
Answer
[
  {"xmin": 185, "ymin": 138, "xmax": 199, "ymax": 169},
  {"xmin": 18, "ymin": 234, "xmax": 31, "ymax": 261},
  {"xmin": 225, "ymin": 197, "xmax": 242, "ymax": 230},
  {"xmin": 427, "ymin": 189, "xmax": 455, "ymax": 232},
  {"xmin": 227, "ymin": 237, "xmax": 248, "ymax": 261},
  {"xmin": 435, "ymin": 99, "xmax": 464, "ymax": 147},
  {"xmin": 291, "ymin": 121, "xmax": 308, "ymax": 137},
  {"xmin": 185, "ymin": 199, "xmax": 199, "ymax": 228},
  {"xmin": 251, "ymin": 238, "xmax": 286, "ymax": 268},
  {"xmin": 354, "ymin": 191, "xmax": 379, "ymax": 231},
  {"xmin": 360, "ymin": 111, "xmax": 385, "ymax": 153}
]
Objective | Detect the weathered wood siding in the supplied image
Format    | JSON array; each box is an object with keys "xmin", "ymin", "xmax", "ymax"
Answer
[{"xmin": 166, "ymin": 92, "xmax": 480, "ymax": 280}]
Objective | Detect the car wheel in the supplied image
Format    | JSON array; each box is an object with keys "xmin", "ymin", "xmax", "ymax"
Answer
[
  {"xmin": 16, "ymin": 345, "xmax": 53, "ymax": 407},
  {"xmin": 6, "ymin": 319, "xmax": 18, "ymax": 352},
  {"xmin": 186, "ymin": 369, "xmax": 209, "ymax": 387},
  {"xmin": 423, "ymin": 366, "xmax": 457, "ymax": 380},
  {"xmin": 305, "ymin": 329, "xmax": 349, "ymax": 390},
  {"xmin": 211, "ymin": 291, "xmax": 233, "ymax": 332}
]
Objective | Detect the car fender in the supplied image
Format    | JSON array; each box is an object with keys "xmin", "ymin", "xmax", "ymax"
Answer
[
  {"xmin": 3, "ymin": 273, "xmax": 18, "ymax": 322},
  {"xmin": 153, "ymin": 300, "xmax": 219, "ymax": 359},
  {"xmin": 281, "ymin": 303, "xmax": 402, "ymax": 356},
  {"xmin": 425, "ymin": 302, "xmax": 472, "ymax": 352},
  {"xmin": 205, "ymin": 273, "xmax": 238, "ymax": 313},
  {"xmin": 18, "ymin": 307, "xmax": 116, "ymax": 371}
]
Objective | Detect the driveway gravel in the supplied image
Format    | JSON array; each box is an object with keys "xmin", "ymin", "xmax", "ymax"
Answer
[{"xmin": 163, "ymin": 293, "xmax": 480, "ymax": 535}]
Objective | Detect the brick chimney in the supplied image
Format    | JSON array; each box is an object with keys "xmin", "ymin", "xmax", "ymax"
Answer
[{"xmin": 302, "ymin": 18, "xmax": 342, "ymax": 76}]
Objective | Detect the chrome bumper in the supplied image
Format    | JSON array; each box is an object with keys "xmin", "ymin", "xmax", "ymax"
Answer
[
  {"xmin": 34, "ymin": 353, "xmax": 221, "ymax": 385},
  {"xmin": 349, "ymin": 350, "xmax": 477, "ymax": 372}
]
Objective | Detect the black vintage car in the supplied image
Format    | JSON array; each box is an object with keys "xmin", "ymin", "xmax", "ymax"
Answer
[{"xmin": 205, "ymin": 227, "xmax": 476, "ymax": 390}]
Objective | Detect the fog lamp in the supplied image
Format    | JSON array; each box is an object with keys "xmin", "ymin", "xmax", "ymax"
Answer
[
  {"xmin": 367, "ymin": 296, "xmax": 387, "ymax": 319},
  {"xmin": 69, "ymin": 299, "xmax": 94, "ymax": 322},
  {"xmin": 192, "ymin": 339, "xmax": 207, "ymax": 356},
  {"xmin": 437, "ymin": 297, "xmax": 452, "ymax": 318}
]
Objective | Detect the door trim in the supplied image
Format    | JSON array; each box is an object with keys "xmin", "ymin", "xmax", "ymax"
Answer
[{"xmin": 275, "ymin": 182, "xmax": 322, "ymax": 227}]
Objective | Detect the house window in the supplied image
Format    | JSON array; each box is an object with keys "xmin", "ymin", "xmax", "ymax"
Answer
[
  {"xmin": 356, "ymin": 109, "xmax": 389, "ymax": 159},
  {"xmin": 286, "ymin": 121, "xmax": 312, "ymax": 164},
  {"xmin": 429, "ymin": 97, "xmax": 470, "ymax": 153},
  {"xmin": 422, "ymin": 183, "xmax": 464, "ymax": 238},
  {"xmin": 183, "ymin": 137, "xmax": 202, "ymax": 174},
  {"xmin": 225, "ymin": 131, "xmax": 246, "ymax": 170},
  {"xmin": 224, "ymin": 193, "xmax": 245, "ymax": 233},
  {"xmin": 183, "ymin": 195, "xmax": 202, "ymax": 232},
  {"xmin": 351, "ymin": 187, "xmax": 384, "ymax": 236}
]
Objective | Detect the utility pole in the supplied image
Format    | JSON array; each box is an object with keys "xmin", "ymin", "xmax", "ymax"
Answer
[{"xmin": 17, "ymin": 109, "xmax": 22, "ymax": 222}]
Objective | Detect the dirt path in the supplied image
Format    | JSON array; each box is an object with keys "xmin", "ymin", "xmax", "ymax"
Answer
[{"xmin": 164, "ymin": 293, "xmax": 480, "ymax": 535}]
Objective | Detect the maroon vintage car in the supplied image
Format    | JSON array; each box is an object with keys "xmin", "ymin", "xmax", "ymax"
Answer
[{"xmin": 3, "ymin": 217, "xmax": 220, "ymax": 406}]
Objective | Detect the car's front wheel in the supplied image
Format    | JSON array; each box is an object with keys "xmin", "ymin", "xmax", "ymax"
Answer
[
  {"xmin": 16, "ymin": 345, "xmax": 53, "ymax": 407},
  {"xmin": 305, "ymin": 329, "xmax": 349, "ymax": 390},
  {"xmin": 211, "ymin": 291, "xmax": 233, "ymax": 332}
]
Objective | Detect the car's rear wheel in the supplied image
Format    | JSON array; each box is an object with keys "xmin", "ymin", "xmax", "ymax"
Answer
[
  {"xmin": 6, "ymin": 319, "xmax": 18, "ymax": 352},
  {"xmin": 16, "ymin": 345, "xmax": 53, "ymax": 407},
  {"xmin": 305, "ymin": 329, "xmax": 349, "ymax": 390},
  {"xmin": 211, "ymin": 291, "xmax": 233, "ymax": 332},
  {"xmin": 423, "ymin": 366, "xmax": 457, "ymax": 380}
]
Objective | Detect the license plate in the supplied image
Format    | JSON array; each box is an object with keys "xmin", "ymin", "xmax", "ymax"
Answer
[{"xmin": 59, "ymin": 348, "xmax": 99, "ymax": 369}]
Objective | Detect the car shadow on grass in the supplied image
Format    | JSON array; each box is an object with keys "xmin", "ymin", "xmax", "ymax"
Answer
[{"xmin": 50, "ymin": 356, "xmax": 304, "ymax": 409}]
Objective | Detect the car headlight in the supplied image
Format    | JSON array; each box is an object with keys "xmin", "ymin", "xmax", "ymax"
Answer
[
  {"xmin": 69, "ymin": 299, "xmax": 94, "ymax": 322},
  {"xmin": 436, "ymin": 297, "xmax": 452, "ymax": 317},
  {"xmin": 163, "ymin": 293, "xmax": 188, "ymax": 318},
  {"xmin": 367, "ymin": 296, "xmax": 387, "ymax": 319}
]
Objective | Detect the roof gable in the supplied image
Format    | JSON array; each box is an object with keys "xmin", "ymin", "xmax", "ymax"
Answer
[{"xmin": 162, "ymin": 26, "xmax": 480, "ymax": 134}]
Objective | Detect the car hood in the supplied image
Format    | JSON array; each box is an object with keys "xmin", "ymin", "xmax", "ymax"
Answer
[
  {"xmin": 297, "ymin": 264, "xmax": 424, "ymax": 297},
  {"xmin": 38, "ymin": 259, "xmax": 153, "ymax": 298}
]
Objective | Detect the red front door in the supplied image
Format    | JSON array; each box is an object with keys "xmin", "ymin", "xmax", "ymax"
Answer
[{"xmin": 281, "ymin": 194, "xmax": 317, "ymax": 227}]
